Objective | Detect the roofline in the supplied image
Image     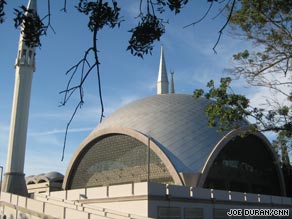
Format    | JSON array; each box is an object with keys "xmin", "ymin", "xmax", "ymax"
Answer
[
  {"xmin": 197, "ymin": 128, "xmax": 286, "ymax": 196},
  {"xmin": 63, "ymin": 127, "xmax": 183, "ymax": 189}
]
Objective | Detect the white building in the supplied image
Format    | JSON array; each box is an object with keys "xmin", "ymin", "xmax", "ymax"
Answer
[
  {"xmin": 0, "ymin": 1, "xmax": 292, "ymax": 218},
  {"xmin": 1, "ymin": 45, "xmax": 291, "ymax": 219}
]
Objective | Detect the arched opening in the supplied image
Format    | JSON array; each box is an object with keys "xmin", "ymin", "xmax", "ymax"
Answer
[
  {"xmin": 27, "ymin": 181, "xmax": 36, "ymax": 185},
  {"xmin": 38, "ymin": 179, "xmax": 47, "ymax": 184},
  {"xmin": 204, "ymin": 135, "xmax": 282, "ymax": 196},
  {"xmin": 68, "ymin": 134, "xmax": 174, "ymax": 189}
]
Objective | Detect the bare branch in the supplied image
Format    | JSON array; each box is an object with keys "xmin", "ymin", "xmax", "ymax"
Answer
[
  {"xmin": 61, "ymin": 100, "xmax": 83, "ymax": 161},
  {"xmin": 212, "ymin": 0, "xmax": 231, "ymax": 20},
  {"xmin": 61, "ymin": 0, "xmax": 67, "ymax": 12},
  {"xmin": 92, "ymin": 25, "xmax": 105, "ymax": 123},
  {"xmin": 44, "ymin": 0, "xmax": 56, "ymax": 34},
  {"xmin": 59, "ymin": 47, "xmax": 100, "ymax": 161},
  {"xmin": 213, "ymin": 0, "xmax": 236, "ymax": 53},
  {"xmin": 183, "ymin": 1, "xmax": 213, "ymax": 28},
  {"xmin": 59, "ymin": 0, "xmax": 123, "ymax": 160}
]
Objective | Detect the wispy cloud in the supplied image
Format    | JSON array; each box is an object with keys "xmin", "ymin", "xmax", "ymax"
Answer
[{"xmin": 28, "ymin": 127, "xmax": 93, "ymax": 136}]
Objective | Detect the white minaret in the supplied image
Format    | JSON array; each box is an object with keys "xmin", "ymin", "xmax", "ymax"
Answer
[
  {"xmin": 157, "ymin": 46, "xmax": 169, "ymax": 95},
  {"xmin": 170, "ymin": 71, "xmax": 175, "ymax": 94},
  {"xmin": 2, "ymin": 0, "xmax": 37, "ymax": 196}
]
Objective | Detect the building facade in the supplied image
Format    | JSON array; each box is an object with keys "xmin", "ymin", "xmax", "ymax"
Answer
[{"xmin": 0, "ymin": 11, "xmax": 291, "ymax": 216}]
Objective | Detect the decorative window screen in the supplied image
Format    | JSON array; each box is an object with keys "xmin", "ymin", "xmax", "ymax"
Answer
[{"xmin": 69, "ymin": 134, "xmax": 174, "ymax": 189}]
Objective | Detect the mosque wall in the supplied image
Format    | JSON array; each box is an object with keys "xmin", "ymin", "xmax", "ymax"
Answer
[
  {"xmin": 1, "ymin": 182, "xmax": 292, "ymax": 218},
  {"xmin": 43, "ymin": 182, "xmax": 292, "ymax": 218},
  {"xmin": 88, "ymin": 201, "xmax": 148, "ymax": 218}
]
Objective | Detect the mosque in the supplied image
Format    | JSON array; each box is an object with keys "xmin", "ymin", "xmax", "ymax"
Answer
[{"xmin": 1, "ymin": 0, "xmax": 292, "ymax": 218}]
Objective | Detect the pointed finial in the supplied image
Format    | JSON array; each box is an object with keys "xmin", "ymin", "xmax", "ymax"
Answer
[
  {"xmin": 170, "ymin": 71, "xmax": 175, "ymax": 94},
  {"xmin": 157, "ymin": 45, "xmax": 169, "ymax": 95}
]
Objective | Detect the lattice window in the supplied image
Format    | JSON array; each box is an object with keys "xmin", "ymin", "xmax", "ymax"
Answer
[{"xmin": 69, "ymin": 134, "xmax": 174, "ymax": 189}]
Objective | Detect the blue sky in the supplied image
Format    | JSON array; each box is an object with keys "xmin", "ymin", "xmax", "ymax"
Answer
[{"xmin": 0, "ymin": 0, "xmax": 264, "ymax": 176}]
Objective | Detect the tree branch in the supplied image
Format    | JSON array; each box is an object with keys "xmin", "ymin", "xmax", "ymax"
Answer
[
  {"xmin": 59, "ymin": 0, "xmax": 122, "ymax": 160},
  {"xmin": 212, "ymin": 0, "xmax": 236, "ymax": 53},
  {"xmin": 183, "ymin": 1, "xmax": 213, "ymax": 28},
  {"xmin": 0, "ymin": 0, "xmax": 6, "ymax": 23}
]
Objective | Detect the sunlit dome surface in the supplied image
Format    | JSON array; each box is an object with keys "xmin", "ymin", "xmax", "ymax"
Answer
[
  {"xmin": 64, "ymin": 94, "xmax": 285, "ymax": 195},
  {"xmin": 96, "ymin": 94, "xmax": 229, "ymax": 174}
]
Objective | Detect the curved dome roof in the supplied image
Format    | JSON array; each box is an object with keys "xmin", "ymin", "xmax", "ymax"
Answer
[
  {"xmin": 64, "ymin": 93, "xmax": 285, "ymax": 194},
  {"xmin": 93, "ymin": 94, "xmax": 241, "ymax": 174},
  {"xmin": 45, "ymin": 172, "xmax": 64, "ymax": 181},
  {"xmin": 26, "ymin": 172, "xmax": 64, "ymax": 184}
]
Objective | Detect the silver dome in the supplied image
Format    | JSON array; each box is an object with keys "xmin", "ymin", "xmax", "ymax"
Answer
[
  {"xmin": 97, "ymin": 94, "xmax": 226, "ymax": 174},
  {"xmin": 64, "ymin": 93, "xmax": 284, "ymax": 195}
]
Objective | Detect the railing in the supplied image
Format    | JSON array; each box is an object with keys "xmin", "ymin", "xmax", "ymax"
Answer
[
  {"xmin": 0, "ymin": 189, "xmax": 154, "ymax": 219},
  {"xmin": 1, "ymin": 182, "xmax": 291, "ymax": 219},
  {"xmin": 47, "ymin": 182, "xmax": 292, "ymax": 206}
]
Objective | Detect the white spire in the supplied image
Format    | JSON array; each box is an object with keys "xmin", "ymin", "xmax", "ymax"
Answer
[
  {"xmin": 3, "ymin": 0, "xmax": 37, "ymax": 196},
  {"xmin": 157, "ymin": 45, "xmax": 169, "ymax": 95},
  {"xmin": 170, "ymin": 71, "xmax": 175, "ymax": 94}
]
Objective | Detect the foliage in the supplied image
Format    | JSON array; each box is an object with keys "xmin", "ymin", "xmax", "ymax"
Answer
[
  {"xmin": 159, "ymin": 0, "xmax": 189, "ymax": 14},
  {"xmin": 194, "ymin": 78, "xmax": 250, "ymax": 131},
  {"xmin": 228, "ymin": 0, "xmax": 292, "ymax": 155},
  {"xmin": 194, "ymin": 77, "xmax": 292, "ymax": 150},
  {"xmin": 13, "ymin": 5, "xmax": 46, "ymax": 48},
  {"xmin": 76, "ymin": 0, "xmax": 121, "ymax": 31},
  {"xmin": 128, "ymin": 14, "xmax": 165, "ymax": 58},
  {"xmin": 193, "ymin": 0, "xmax": 292, "ymax": 165},
  {"xmin": 127, "ymin": 0, "xmax": 190, "ymax": 57},
  {"xmin": 0, "ymin": 0, "xmax": 6, "ymax": 23},
  {"xmin": 227, "ymin": 0, "xmax": 292, "ymax": 100}
]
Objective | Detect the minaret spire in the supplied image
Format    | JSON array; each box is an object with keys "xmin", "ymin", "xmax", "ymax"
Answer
[
  {"xmin": 170, "ymin": 71, "xmax": 175, "ymax": 94},
  {"xmin": 157, "ymin": 45, "xmax": 169, "ymax": 95},
  {"xmin": 3, "ymin": 0, "xmax": 37, "ymax": 196}
]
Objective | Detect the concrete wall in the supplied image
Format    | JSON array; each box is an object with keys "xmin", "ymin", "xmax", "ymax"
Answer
[
  {"xmin": 50, "ymin": 182, "xmax": 292, "ymax": 218},
  {"xmin": 1, "ymin": 182, "xmax": 292, "ymax": 219},
  {"xmin": 48, "ymin": 182, "xmax": 149, "ymax": 217},
  {"xmin": 88, "ymin": 201, "xmax": 148, "ymax": 218},
  {"xmin": 0, "ymin": 183, "xmax": 151, "ymax": 219},
  {"xmin": 49, "ymin": 182, "xmax": 149, "ymax": 201}
]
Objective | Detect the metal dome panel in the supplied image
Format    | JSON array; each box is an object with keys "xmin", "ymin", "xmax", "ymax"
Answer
[
  {"xmin": 64, "ymin": 93, "xmax": 285, "ymax": 193},
  {"xmin": 95, "ymin": 94, "xmax": 226, "ymax": 174}
]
